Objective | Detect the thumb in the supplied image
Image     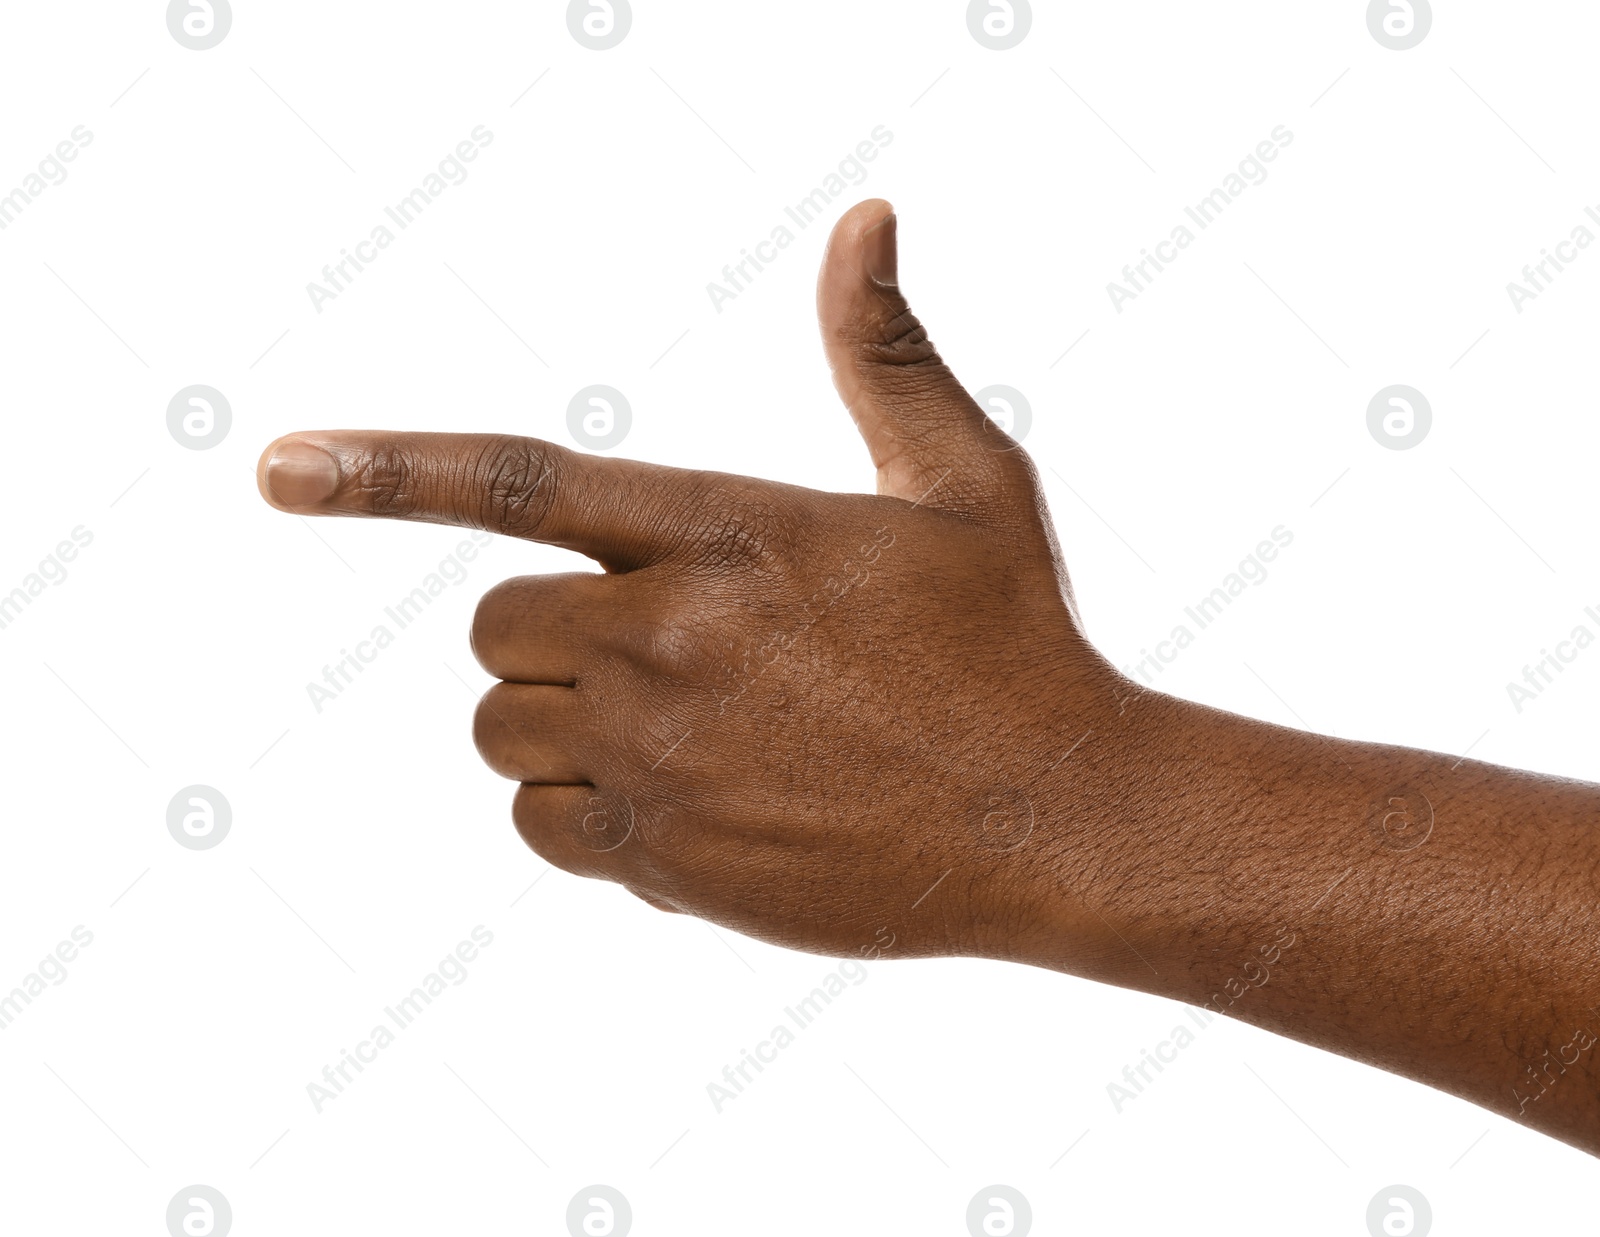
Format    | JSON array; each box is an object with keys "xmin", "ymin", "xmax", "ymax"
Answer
[{"xmin": 817, "ymin": 199, "xmax": 1021, "ymax": 510}]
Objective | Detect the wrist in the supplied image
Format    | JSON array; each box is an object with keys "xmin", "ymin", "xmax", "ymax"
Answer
[
  {"xmin": 980, "ymin": 673, "xmax": 1202, "ymax": 984},
  {"xmin": 994, "ymin": 682, "xmax": 1343, "ymax": 999}
]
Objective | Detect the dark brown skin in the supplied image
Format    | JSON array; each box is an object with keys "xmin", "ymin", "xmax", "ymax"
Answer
[{"xmin": 257, "ymin": 199, "xmax": 1600, "ymax": 1156}]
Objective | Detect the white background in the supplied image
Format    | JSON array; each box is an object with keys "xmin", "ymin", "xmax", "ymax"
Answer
[{"xmin": 1, "ymin": 1, "xmax": 1597, "ymax": 1233}]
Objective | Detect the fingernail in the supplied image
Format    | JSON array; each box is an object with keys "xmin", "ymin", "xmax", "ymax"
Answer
[
  {"xmin": 863, "ymin": 210, "xmax": 898, "ymax": 288},
  {"xmin": 264, "ymin": 439, "xmax": 339, "ymax": 506}
]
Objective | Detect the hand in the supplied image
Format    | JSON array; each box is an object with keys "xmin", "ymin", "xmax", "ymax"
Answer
[
  {"xmin": 259, "ymin": 199, "xmax": 1600, "ymax": 1155},
  {"xmin": 256, "ymin": 200, "xmax": 1143, "ymax": 969}
]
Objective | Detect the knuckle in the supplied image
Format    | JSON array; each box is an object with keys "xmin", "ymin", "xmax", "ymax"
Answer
[
  {"xmin": 638, "ymin": 611, "xmax": 714, "ymax": 677},
  {"xmin": 469, "ymin": 577, "xmax": 520, "ymax": 665},
  {"xmin": 857, "ymin": 304, "xmax": 942, "ymax": 371},
  {"xmin": 635, "ymin": 804, "xmax": 700, "ymax": 867},
  {"xmin": 475, "ymin": 575, "xmax": 522, "ymax": 618},
  {"xmin": 354, "ymin": 445, "xmax": 421, "ymax": 516},
  {"xmin": 479, "ymin": 437, "xmax": 557, "ymax": 535},
  {"xmin": 1006, "ymin": 447, "xmax": 1046, "ymax": 495},
  {"xmin": 979, "ymin": 447, "xmax": 1046, "ymax": 520},
  {"xmin": 691, "ymin": 485, "xmax": 793, "ymax": 574},
  {"xmin": 573, "ymin": 790, "xmax": 637, "ymax": 855},
  {"xmin": 510, "ymin": 785, "xmax": 619, "ymax": 881},
  {"xmin": 510, "ymin": 785, "xmax": 573, "ymax": 867},
  {"xmin": 471, "ymin": 683, "xmax": 518, "ymax": 774}
]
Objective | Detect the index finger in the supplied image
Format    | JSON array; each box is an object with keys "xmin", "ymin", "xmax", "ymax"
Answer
[{"xmin": 256, "ymin": 431, "xmax": 693, "ymax": 568}]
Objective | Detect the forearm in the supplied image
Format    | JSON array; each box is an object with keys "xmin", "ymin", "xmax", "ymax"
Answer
[{"xmin": 1031, "ymin": 689, "xmax": 1600, "ymax": 1153}]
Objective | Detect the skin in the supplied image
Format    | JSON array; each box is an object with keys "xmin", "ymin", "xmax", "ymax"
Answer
[{"xmin": 257, "ymin": 199, "xmax": 1600, "ymax": 1156}]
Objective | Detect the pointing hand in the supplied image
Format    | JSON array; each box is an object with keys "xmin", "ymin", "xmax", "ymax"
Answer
[{"xmin": 257, "ymin": 199, "xmax": 1129, "ymax": 966}]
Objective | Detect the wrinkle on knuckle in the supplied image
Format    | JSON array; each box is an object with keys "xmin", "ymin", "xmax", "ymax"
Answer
[
  {"xmin": 479, "ymin": 437, "xmax": 557, "ymax": 536},
  {"xmin": 857, "ymin": 306, "xmax": 942, "ymax": 371},
  {"xmin": 355, "ymin": 444, "xmax": 420, "ymax": 516}
]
